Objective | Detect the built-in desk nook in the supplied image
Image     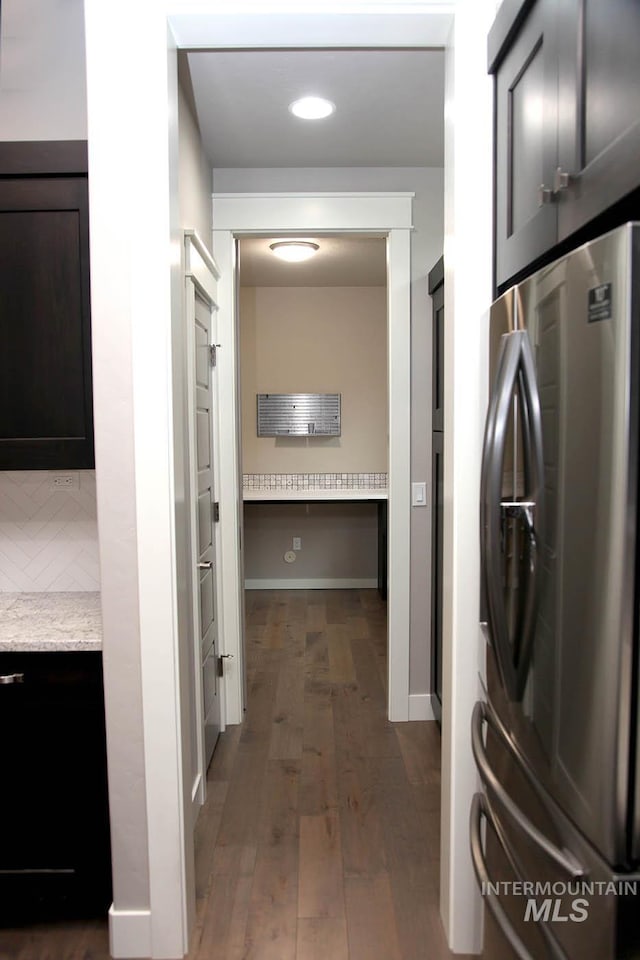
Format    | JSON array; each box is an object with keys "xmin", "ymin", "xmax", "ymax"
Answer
[
  {"xmin": 243, "ymin": 473, "xmax": 388, "ymax": 597},
  {"xmin": 238, "ymin": 247, "xmax": 389, "ymax": 598}
]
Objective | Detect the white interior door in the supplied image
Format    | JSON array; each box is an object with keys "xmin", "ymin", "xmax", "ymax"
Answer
[
  {"xmin": 193, "ymin": 288, "xmax": 221, "ymax": 766},
  {"xmin": 185, "ymin": 232, "xmax": 222, "ymax": 810}
]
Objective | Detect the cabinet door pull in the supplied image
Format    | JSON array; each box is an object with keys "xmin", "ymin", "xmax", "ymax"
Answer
[
  {"xmin": 538, "ymin": 184, "xmax": 553, "ymax": 206},
  {"xmin": 0, "ymin": 673, "xmax": 25, "ymax": 684},
  {"xmin": 553, "ymin": 166, "xmax": 571, "ymax": 194}
]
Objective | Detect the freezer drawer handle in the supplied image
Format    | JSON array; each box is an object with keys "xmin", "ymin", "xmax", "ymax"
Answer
[
  {"xmin": 472, "ymin": 701, "xmax": 584, "ymax": 879},
  {"xmin": 470, "ymin": 793, "xmax": 568, "ymax": 960}
]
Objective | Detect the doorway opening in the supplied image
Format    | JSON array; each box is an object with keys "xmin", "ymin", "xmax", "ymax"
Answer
[
  {"xmin": 236, "ymin": 231, "xmax": 390, "ymax": 721},
  {"xmin": 211, "ymin": 195, "xmax": 413, "ymax": 728}
]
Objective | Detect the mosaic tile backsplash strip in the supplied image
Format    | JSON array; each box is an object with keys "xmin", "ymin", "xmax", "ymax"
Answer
[
  {"xmin": 0, "ymin": 471, "xmax": 100, "ymax": 592},
  {"xmin": 243, "ymin": 472, "xmax": 388, "ymax": 490}
]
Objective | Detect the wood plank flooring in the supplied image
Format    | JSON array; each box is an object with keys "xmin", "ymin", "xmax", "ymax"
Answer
[
  {"xmin": 190, "ymin": 588, "xmax": 475, "ymax": 960},
  {"xmin": 0, "ymin": 589, "xmax": 476, "ymax": 960}
]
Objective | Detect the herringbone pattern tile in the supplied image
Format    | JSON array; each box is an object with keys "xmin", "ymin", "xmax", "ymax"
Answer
[{"xmin": 0, "ymin": 471, "xmax": 100, "ymax": 591}]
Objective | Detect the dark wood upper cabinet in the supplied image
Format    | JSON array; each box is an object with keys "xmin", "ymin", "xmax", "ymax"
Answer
[
  {"xmin": 0, "ymin": 143, "xmax": 94, "ymax": 469},
  {"xmin": 490, "ymin": 0, "xmax": 640, "ymax": 290},
  {"xmin": 557, "ymin": 0, "xmax": 640, "ymax": 240},
  {"xmin": 493, "ymin": 0, "xmax": 558, "ymax": 288}
]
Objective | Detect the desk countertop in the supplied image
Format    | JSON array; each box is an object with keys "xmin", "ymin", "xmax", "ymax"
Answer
[
  {"xmin": 243, "ymin": 488, "xmax": 388, "ymax": 502},
  {"xmin": 0, "ymin": 592, "xmax": 102, "ymax": 652}
]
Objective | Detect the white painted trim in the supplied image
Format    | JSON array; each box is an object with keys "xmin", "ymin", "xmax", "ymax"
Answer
[
  {"xmin": 184, "ymin": 228, "xmax": 220, "ymax": 279},
  {"xmin": 108, "ymin": 907, "xmax": 152, "ymax": 960},
  {"xmin": 387, "ymin": 228, "xmax": 412, "ymax": 722},
  {"xmin": 245, "ymin": 577, "xmax": 378, "ymax": 590},
  {"xmin": 408, "ymin": 693, "xmax": 436, "ymax": 721},
  {"xmin": 213, "ymin": 192, "xmax": 414, "ymax": 233},
  {"xmin": 212, "ymin": 233, "xmax": 245, "ymax": 727},
  {"xmin": 439, "ymin": 3, "xmax": 495, "ymax": 955},
  {"xmin": 170, "ymin": 9, "xmax": 454, "ymax": 50},
  {"xmin": 213, "ymin": 195, "xmax": 412, "ymax": 725},
  {"xmin": 184, "ymin": 238, "xmax": 219, "ymax": 305}
]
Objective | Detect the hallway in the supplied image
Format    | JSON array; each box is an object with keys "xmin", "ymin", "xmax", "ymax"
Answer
[{"xmin": 189, "ymin": 588, "xmax": 470, "ymax": 960}]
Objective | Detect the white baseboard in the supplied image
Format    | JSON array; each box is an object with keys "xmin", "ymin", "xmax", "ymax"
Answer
[
  {"xmin": 408, "ymin": 693, "xmax": 436, "ymax": 721},
  {"xmin": 244, "ymin": 577, "xmax": 378, "ymax": 590},
  {"xmin": 109, "ymin": 906, "xmax": 152, "ymax": 958}
]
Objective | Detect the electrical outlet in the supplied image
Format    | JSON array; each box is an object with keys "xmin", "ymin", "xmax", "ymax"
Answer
[
  {"xmin": 292, "ymin": 536, "xmax": 302, "ymax": 551},
  {"xmin": 50, "ymin": 472, "xmax": 79, "ymax": 490}
]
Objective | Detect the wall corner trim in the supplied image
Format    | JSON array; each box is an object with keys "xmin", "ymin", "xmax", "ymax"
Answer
[
  {"xmin": 408, "ymin": 692, "xmax": 436, "ymax": 721},
  {"xmin": 108, "ymin": 907, "xmax": 152, "ymax": 959}
]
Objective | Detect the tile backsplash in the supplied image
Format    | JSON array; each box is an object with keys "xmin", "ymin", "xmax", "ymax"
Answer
[
  {"xmin": 0, "ymin": 471, "xmax": 100, "ymax": 592},
  {"xmin": 243, "ymin": 472, "xmax": 388, "ymax": 490}
]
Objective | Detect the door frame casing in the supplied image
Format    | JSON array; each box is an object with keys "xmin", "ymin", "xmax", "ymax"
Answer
[{"xmin": 212, "ymin": 192, "xmax": 413, "ymax": 724}]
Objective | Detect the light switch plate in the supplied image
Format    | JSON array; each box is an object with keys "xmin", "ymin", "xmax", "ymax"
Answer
[{"xmin": 412, "ymin": 481, "xmax": 427, "ymax": 506}]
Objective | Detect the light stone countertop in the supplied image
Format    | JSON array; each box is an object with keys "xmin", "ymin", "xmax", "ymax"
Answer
[{"xmin": 0, "ymin": 592, "xmax": 102, "ymax": 651}]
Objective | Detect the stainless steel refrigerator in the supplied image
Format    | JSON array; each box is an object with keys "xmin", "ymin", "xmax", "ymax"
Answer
[{"xmin": 473, "ymin": 224, "xmax": 640, "ymax": 959}]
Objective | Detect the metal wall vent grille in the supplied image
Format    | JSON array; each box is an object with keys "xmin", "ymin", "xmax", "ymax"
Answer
[{"xmin": 257, "ymin": 393, "xmax": 341, "ymax": 437}]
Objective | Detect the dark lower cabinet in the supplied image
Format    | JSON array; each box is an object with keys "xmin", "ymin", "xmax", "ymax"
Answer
[
  {"xmin": 0, "ymin": 142, "xmax": 94, "ymax": 469},
  {"xmin": 0, "ymin": 651, "xmax": 111, "ymax": 923},
  {"xmin": 377, "ymin": 500, "xmax": 388, "ymax": 601}
]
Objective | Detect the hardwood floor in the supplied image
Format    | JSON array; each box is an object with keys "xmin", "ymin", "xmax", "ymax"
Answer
[
  {"xmin": 0, "ymin": 589, "xmax": 476, "ymax": 960},
  {"xmin": 190, "ymin": 588, "xmax": 475, "ymax": 960}
]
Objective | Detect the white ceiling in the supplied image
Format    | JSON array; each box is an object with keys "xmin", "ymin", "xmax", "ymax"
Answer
[
  {"xmin": 187, "ymin": 48, "xmax": 445, "ymax": 169},
  {"xmin": 188, "ymin": 47, "xmax": 444, "ymax": 286},
  {"xmin": 239, "ymin": 235, "xmax": 386, "ymax": 286}
]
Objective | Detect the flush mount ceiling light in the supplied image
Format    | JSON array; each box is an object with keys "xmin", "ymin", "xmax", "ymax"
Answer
[
  {"xmin": 269, "ymin": 241, "xmax": 320, "ymax": 263},
  {"xmin": 288, "ymin": 96, "xmax": 336, "ymax": 120}
]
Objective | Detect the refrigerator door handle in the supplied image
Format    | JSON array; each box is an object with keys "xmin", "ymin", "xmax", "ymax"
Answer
[
  {"xmin": 481, "ymin": 330, "xmax": 545, "ymax": 700},
  {"xmin": 472, "ymin": 701, "xmax": 585, "ymax": 878},
  {"xmin": 470, "ymin": 792, "xmax": 569, "ymax": 960}
]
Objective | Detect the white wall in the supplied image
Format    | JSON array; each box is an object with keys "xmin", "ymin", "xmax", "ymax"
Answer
[
  {"xmin": 216, "ymin": 165, "xmax": 443, "ymax": 696},
  {"xmin": 0, "ymin": 0, "xmax": 87, "ymax": 140},
  {"xmin": 177, "ymin": 56, "xmax": 213, "ymax": 251},
  {"xmin": 439, "ymin": 0, "xmax": 498, "ymax": 952}
]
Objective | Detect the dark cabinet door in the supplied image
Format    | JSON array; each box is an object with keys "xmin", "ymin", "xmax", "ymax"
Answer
[
  {"xmin": 0, "ymin": 144, "xmax": 93, "ymax": 470},
  {"xmin": 0, "ymin": 652, "xmax": 111, "ymax": 919},
  {"xmin": 495, "ymin": 0, "xmax": 558, "ymax": 287},
  {"xmin": 557, "ymin": 0, "xmax": 640, "ymax": 239}
]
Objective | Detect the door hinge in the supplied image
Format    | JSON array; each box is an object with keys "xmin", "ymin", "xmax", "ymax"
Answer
[
  {"xmin": 209, "ymin": 343, "xmax": 221, "ymax": 367},
  {"xmin": 217, "ymin": 653, "xmax": 233, "ymax": 678},
  {"xmin": 213, "ymin": 501, "xmax": 220, "ymax": 523}
]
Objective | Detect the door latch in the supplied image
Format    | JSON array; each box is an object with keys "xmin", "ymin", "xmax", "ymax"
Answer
[{"xmin": 217, "ymin": 653, "xmax": 233, "ymax": 678}]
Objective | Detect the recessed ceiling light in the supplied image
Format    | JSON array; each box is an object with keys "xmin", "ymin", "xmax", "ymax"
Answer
[
  {"xmin": 269, "ymin": 241, "xmax": 320, "ymax": 263},
  {"xmin": 288, "ymin": 96, "xmax": 336, "ymax": 120}
]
